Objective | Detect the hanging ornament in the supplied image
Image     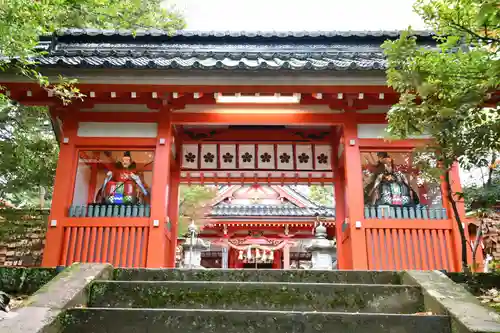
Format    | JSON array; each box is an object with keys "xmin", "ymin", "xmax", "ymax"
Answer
[
  {"xmin": 247, "ymin": 246, "xmax": 252, "ymax": 260},
  {"xmin": 238, "ymin": 250, "xmax": 243, "ymax": 261},
  {"xmin": 269, "ymin": 250, "xmax": 274, "ymax": 261},
  {"xmin": 255, "ymin": 248, "xmax": 261, "ymax": 259}
]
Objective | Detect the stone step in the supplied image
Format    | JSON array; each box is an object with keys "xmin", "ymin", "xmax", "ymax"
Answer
[
  {"xmin": 113, "ymin": 269, "xmax": 402, "ymax": 284},
  {"xmin": 58, "ymin": 308, "xmax": 451, "ymax": 333},
  {"xmin": 89, "ymin": 281, "xmax": 424, "ymax": 313}
]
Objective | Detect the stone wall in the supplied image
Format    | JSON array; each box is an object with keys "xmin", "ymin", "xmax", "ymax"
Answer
[
  {"xmin": 481, "ymin": 213, "xmax": 500, "ymax": 261},
  {"xmin": 0, "ymin": 209, "xmax": 48, "ymax": 267}
]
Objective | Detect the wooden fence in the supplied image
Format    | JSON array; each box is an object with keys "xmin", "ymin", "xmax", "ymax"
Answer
[
  {"xmin": 364, "ymin": 220, "xmax": 455, "ymax": 271},
  {"xmin": 58, "ymin": 218, "xmax": 151, "ymax": 268}
]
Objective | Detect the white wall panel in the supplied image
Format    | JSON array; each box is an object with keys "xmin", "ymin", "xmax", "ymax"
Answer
[
  {"xmin": 357, "ymin": 124, "xmax": 431, "ymax": 139},
  {"xmin": 77, "ymin": 122, "xmax": 157, "ymax": 137},
  {"xmin": 357, "ymin": 124, "xmax": 387, "ymax": 139}
]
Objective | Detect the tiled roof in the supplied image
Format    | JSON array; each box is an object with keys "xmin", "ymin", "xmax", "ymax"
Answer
[
  {"xmin": 55, "ymin": 28, "xmax": 434, "ymax": 38},
  {"xmin": 29, "ymin": 29, "xmax": 435, "ymax": 71},
  {"xmin": 209, "ymin": 204, "xmax": 335, "ymax": 218}
]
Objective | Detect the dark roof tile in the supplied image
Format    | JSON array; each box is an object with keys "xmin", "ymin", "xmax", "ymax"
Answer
[
  {"xmin": 210, "ymin": 204, "xmax": 335, "ymax": 218},
  {"xmin": 30, "ymin": 29, "xmax": 435, "ymax": 71},
  {"xmin": 55, "ymin": 28, "xmax": 434, "ymax": 39}
]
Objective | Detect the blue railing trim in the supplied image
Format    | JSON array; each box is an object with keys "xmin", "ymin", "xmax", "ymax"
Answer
[
  {"xmin": 68, "ymin": 204, "xmax": 151, "ymax": 218},
  {"xmin": 364, "ymin": 205, "xmax": 448, "ymax": 220}
]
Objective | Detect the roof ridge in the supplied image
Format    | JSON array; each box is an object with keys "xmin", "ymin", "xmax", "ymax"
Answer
[
  {"xmin": 55, "ymin": 28, "xmax": 434, "ymax": 38},
  {"xmin": 209, "ymin": 203, "xmax": 335, "ymax": 218}
]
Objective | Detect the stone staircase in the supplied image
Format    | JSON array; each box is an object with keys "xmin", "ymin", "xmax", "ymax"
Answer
[{"xmin": 58, "ymin": 269, "xmax": 452, "ymax": 333}]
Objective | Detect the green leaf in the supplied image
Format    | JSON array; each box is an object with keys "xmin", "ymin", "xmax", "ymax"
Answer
[{"xmin": 0, "ymin": 0, "xmax": 185, "ymax": 206}]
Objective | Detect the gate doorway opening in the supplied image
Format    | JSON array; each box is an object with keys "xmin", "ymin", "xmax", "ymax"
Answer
[{"xmin": 176, "ymin": 183, "xmax": 335, "ymax": 269}]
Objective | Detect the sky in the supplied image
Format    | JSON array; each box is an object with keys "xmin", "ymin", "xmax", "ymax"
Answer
[{"xmin": 167, "ymin": 0, "xmax": 427, "ymax": 31}]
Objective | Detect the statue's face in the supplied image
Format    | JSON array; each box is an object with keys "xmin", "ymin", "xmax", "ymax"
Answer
[
  {"xmin": 122, "ymin": 156, "xmax": 132, "ymax": 168},
  {"xmin": 378, "ymin": 155, "xmax": 393, "ymax": 174},
  {"xmin": 379, "ymin": 156, "xmax": 392, "ymax": 165}
]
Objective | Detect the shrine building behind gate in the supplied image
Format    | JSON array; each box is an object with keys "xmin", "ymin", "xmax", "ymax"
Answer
[
  {"xmin": 196, "ymin": 184, "xmax": 336, "ymax": 269},
  {"xmin": 0, "ymin": 29, "xmax": 481, "ymax": 271}
]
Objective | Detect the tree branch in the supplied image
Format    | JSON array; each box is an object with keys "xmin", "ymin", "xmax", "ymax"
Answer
[{"xmin": 449, "ymin": 21, "xmax": 500, "ymax": 45}]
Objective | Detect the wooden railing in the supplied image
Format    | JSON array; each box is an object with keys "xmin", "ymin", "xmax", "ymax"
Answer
[
  {"xmin": 68, "ymin": 204, "xmax": 151, "ymax": 218},
  {"xmin": 364, "ymin": 205, "xmax": 448, "ymax": 220},
  {"xmin": 59, "ymin": 219, "xmax": 149, "ymax": 268},
  {"xmin": 364, "ymin": 219, "xmax": 455, "ymax": 271}
]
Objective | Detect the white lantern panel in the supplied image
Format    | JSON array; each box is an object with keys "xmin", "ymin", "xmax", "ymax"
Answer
[
  {"xmin": 276, "ymin": 144, "xmax": 294, "ymax": 170},
  {"xmin": 257, "ymin": 144, "xmax": 275, "ymax": 169},
  {"xmin": 219, "ymin": 144, "xmax": 237, "ymax": 169},
  {"xmin": 238, "ymin": 144, "xmax": 256, "ymax": 169},
  {"xmin": 295, "ymin": 144, "xmax": 313, "ymax": 170},
  {"xmin": 200, "ymin": 144, "xmax": 217, "ymax": 169},
  {"xmin": 182, "ymin": 144, "xmax": 198, "ymax": 169},
  {"xmin": 314, "ymin": 145, "xmax": 332, "ymax": 170}
]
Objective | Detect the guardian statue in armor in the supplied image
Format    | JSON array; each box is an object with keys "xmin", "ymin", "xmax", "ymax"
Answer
[
  {"xmin": 365, "ymin": 152, "xmax": 419, "ymax": 206},
  {"xmin": 95, "ymin": 151, "xmax": 149, "ymax": 205}
]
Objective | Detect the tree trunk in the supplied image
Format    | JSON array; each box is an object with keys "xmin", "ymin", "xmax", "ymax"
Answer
[
  {"xmin": 487, "ymin": 154, "xmax": 496, "ymax": 187},
  {"xmin": 471, "ymin": 216, "xmax": 484, "ymax": 272},
  {"xmin": 444, "ymin": 170, "xmax": 469, "ymax": 273}
]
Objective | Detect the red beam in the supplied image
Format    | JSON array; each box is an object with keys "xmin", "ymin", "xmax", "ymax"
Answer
[
  {"xmin": 180, "ymin": 128, "xmax": 335, "ymax": 143},
  {"xmin": 62, "ymin": 218, "xmax": 149, "ymax": 227},
  {"xmin": 173, "ymin": 112, "xmax": 345, "ymax": 125},
  {"xmin": 179, "ymin": 177, "xmax": 334, "ymax": 185},
  {"xmin": 364, "ymin": 219, "xmax": 453, "ymax": 229},
  {"xmin": 172, "ymin": 111, "xmax": 387, "ymax": 125},
  {"xmin": 0, "ymin": 82, "xmax": 397, "ymax": 94},
  {"xmin": 75, "ymin": 110, "xmax": 387, "ymax": 125}
]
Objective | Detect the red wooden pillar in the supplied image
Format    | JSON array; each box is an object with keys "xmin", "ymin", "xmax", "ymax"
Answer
[
  {"xmin": 146, "ymin": 107, "xmax": 172, "ymax": 267},
  {"xmin": 166, "ymin": 166, "xmax": 180, "ymax": 267},
  {"xmin": 272, "ymin": 250, "xmax": 282, "ymax": 269},
  {"xmin": 342, "ymin": 117, "xmax": 369, "ymax": 270},
  {"xmin": 42, "ymin": 110, "xmax": 78, "ymax": 267},
  {"xmin": 334, "ymin": 169, "xmax": 346, "ymax": 269},
  {"xmin": 332, "ymin": 128, "xmax": 346, "ymax": 269}
]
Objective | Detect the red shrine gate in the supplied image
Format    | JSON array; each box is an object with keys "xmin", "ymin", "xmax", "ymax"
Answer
[{"xmin": 0, "ymin": 29, "xmax": 486, "ymax": 271}]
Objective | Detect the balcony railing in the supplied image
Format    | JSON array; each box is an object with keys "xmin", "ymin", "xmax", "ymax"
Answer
[
  {"xmin": 364, "ymin": 205, "xmax": 448, "ymax": 220},
  {"xmin": 68, "ymin": 204, "xmax": 151, "ymax": 218}
]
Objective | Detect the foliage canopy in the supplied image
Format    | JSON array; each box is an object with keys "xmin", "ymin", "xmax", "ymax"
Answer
[
  {"xmin": 0, "ymin": 1, "xmax": 185, "ymax": 206},
  {"xmin": 382, "ymin": 0, "xmax": 500, "ymax": 271}
]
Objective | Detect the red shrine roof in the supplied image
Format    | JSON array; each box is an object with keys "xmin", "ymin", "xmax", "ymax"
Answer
[{"xmin": 208, "ymin": 184, "xmax": 335, "ymax": 220}]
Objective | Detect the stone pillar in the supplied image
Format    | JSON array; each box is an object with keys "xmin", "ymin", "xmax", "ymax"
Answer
[
  {"xmin": 221, "ymin": 247, "xmax": 228, "ymax": 268},
  {"xmin": 283, "ymin": 243, "xmax": 290, "ymax": 269},
  {"xmin": 181, "ymin": 223, "xmax": 209, "ymax": 269},
  {"xmin": 306, "ymin": 223, "xmax": 337, "ymax": 270},
  {"xmin": 221, "ymin": 239, "xmax": 229, "ymax": 269}
]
